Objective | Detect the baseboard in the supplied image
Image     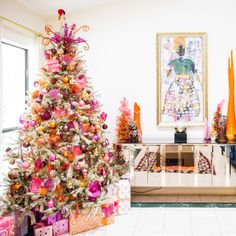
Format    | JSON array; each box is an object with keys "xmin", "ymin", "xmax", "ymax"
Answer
[{"xmin": 131, "ymin": 187, "xmax": 236, "ymax": 195}]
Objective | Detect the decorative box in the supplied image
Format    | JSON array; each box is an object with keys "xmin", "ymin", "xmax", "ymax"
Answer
[
  {"xmin": 100, "ymin": 203, "xmax": 115, "ymax": 226},
  {"xmin": 0, "ymin": 216, "xmax": 14, "ymax": 236},
  {"xmin": 45, "ymin": 211, "xmax": 62, "ymax": 226},
  {"xmin": 47, "ymin": 60, "xmax": 61, "ymax": 73},
  {"xmin": 34, "ymin": 222, "xmax": 53, "ymax": 236},
  {"xmin": 13, "ymin": 211, "xmax": 28, "ymax": 236},
  {"xmin": 69, "ymin": 208, "xmax": 101, "ymax": 235},
  {"xmin": 108, "ymin": 179, "xmax": 131, "ymax": 215},
  {"xmin": 53, "ymin": 219, "xmax": 68, "ymax": 236}
]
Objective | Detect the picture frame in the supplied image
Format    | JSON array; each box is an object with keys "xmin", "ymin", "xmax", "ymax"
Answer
[{"xmin": 156, "ymin": 32, "xmax": 208, "ymax": 127}]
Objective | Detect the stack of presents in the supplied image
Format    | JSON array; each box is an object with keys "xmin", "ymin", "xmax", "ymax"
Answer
[{"xmin": 0, "ymin": 179, "xmax": 130, "ymax": 235}]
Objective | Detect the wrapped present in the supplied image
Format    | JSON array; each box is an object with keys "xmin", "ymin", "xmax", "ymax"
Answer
[
  {"xmin": 45, "ymin": 211, "xmax": 62, "ymax": 226},
  {"xmin": 108, "ymin": 179, "xmax": 131, "ymax": 215},
  {"xmin": 100, "ymin": 203, "xmax": 115, "ymax": 226},
  {"xmin": 0, "ymin": 216, "xmax": 14, "ymax": 236},
  {"xmin": 13, "ymin": 211, "xmax": 28, "ymax": 236},
  {"xmin": 69, "ymin": 208, "xmax": 101, "ymax": 235},
  {"xmin": 53, "ymin": 219, "xmax": 68, "ymax": 236},
  {"xmin": 34, "ymin": 222, "xmax": 53, "ymax": 236}
]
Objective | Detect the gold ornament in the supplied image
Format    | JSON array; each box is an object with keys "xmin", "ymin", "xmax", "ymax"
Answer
[
  {"xmin": 49, "ymin": 121, "xmax": 56, "ymax": 129},
  {"xmin": 36, "ymin": 126, "xmax": 44, "ymax": 133},
  {"xmin": 11, "ymin": 183, "xmax": 20, "ymax": 190},
  {"xmin": 63, "ymin": 77, "xmax": 69, "ymax": 83},
  {"xmin": 94, "ymin": 148, "xmax": 99, "ymax": 156},
  {"xmin": 80, "ymin": 181, "xmax": 86, "ymax": 187},
  {"xmin": 41, "ymin": 83, "xmax": 48, "ymax": 88}
]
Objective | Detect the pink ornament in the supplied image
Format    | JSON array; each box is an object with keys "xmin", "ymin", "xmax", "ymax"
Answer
[
  {"xmin": 23, "ymin": 122, "xmax": 29, "ymax": 130},
  {"xmin": 47, "ymin": 59, "xmax": 61, "ymax": 73},
  {"xmin": 41, "ymin": 88, "xmax": 47, "ymax": 95},
  {"xmin": 92, "ymin": 99, "xmax": 98, "ymax": 105},
  {"xmin": 93, "ymin": 134, "xmax": 99, "ymax": 142},
  {"xmin": 104, "ymin": 154, "xmax": 110, "ymax": 163},
  {"xmin": 21, "ymin": 161, "xmax": 30, "ymax": 169},
  {"xmin": 63, "ymin": 125, "xmax": 69, "ymax": 131},
  {"xmin": 29, "ymin": 120, "xmax": 36, "ymax": 127},
  {"xmin": 71, "ymin": 101, "xmax": 78, "ymax": 108},
  {"xmin": 81, "ymin": 144, "xmax": 86, "ymax": 151},
  {"xmin": 47, "ymin": 199, "xmax": 55, "ymax": 208},
  {"xmin": 49, "ymin": 154, "xmax": 56, "ymax": 161},
  {"xmin": 73, "ymin": 146, "xmax": 82, "ymax": 156},
  {"xmin": 79, "ymin": 100, "xmax": 85, "ymax": 106},
  {"xmin": 49, "ymin": 89, "xmax": 59, "ymax": 99},
  {"xmin": 54, "ymin": 108, "xmax": 64, "ymax": 118},
  {"xmin": 89, "ymin": 125, "xmax": 96, "ymax": 133}
]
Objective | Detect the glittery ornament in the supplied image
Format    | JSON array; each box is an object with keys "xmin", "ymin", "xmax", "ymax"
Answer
[
  {"xmin": 93, "ymin": 134, "xmax": 99, "ymax": 142},
  {"xmin": 47, "ymin": 199, "xmax": 55, "ymax": 208},
  {"xmin": 92, "ymin": 99, "xmax": 98, "ymax": 106},
  {"xmin": 21, "ymin": 161, "xmax": 30, "ymax": 169},
  {"xmin": 67, "ymin": 121, "xmax": 75, "ymax": 130},
  {"xmin": 49, "ymin": 154, "xmax": 56, "ymax": 161},
  {"xmin": 11, "ymin": 183, "xmax": 20, "ymax": 190},
  {"xmin": 79, "ymin": 100, "xmax": 85, "ymax": 106}
]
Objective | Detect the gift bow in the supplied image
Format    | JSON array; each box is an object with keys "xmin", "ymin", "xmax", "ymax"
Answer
[{"xmin": 101, "ymin": 204, "xmax": 114, "ymax": 218}]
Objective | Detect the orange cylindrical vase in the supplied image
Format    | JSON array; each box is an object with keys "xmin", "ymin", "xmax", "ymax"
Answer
[{"xmin": 226, "ymin": 50, "xmax": 236, "ymax": 141}]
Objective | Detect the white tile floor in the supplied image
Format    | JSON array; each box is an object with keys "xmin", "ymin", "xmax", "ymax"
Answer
[{"xmin": 62, "ymin": 207, "xmax": 236, "ymax": 236}]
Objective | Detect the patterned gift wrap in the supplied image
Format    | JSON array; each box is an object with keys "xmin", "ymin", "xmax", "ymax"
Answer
[
  {"xmin": 34, "ymin": 222, "xmax": 53, "ymax": 236},
  {"xmin": 107, "ymin": 180, "xmax": 131, "ymax": 215},
  {"xmin": 69, "ymin": 209, "xmax": 102, "ymax": 235},
  {"xmin": 45, "ymin": 211, "xmax": 62, "ymax": 226},
  {"xmin": 13, "ymin": 211, "xmax": 28, "ymax": 236},
  {"xmin": 0, "ymin": 216, "xmax": 14, "ymax": 236},
  {"xmin": 53, "ymin": 219, "xmax": 68, "ymax": 236},
  {"xmin": 100, "ymin": 203, "xmax": 115, "ymax": 226}
]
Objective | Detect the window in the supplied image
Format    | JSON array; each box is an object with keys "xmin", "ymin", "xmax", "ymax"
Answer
[{"xmin": 2, "ymin": 42, "xmax": 28, "ymax": 132}]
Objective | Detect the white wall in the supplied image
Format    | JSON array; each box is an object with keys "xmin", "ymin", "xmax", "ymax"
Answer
[{"xmin": 47, "ymin": 0, "xmax": 236, "ymax": 141}]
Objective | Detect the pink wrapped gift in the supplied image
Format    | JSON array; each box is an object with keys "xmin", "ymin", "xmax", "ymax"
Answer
[
  {"xmin": 100, "ymin": 203, "xmax": 115, "ymax": 226},
  {"xmin": 0, "ymin": 216, "xmax": 14, "ymax": 236},
  {"xmin": 34, "ymin": 222, "xmax": 52, "ymax": 236},
  {"xmin": 45, "ymin": 211, "xmax": 62, "ymax": 226},
  {"xmin": 53, "ymin": 219, "xmax": 68, "ymax": 236},
  {"xmin": 47, "ymin": 60, "xmax": 61, "ymax": 73},
  {"xmin": 13, "ymin": 211, "xmax": 28, "ymax": 236}
]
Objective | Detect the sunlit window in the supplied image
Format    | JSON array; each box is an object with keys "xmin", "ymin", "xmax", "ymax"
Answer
[{"xmin": 2, "ymin": 42, "xmax": 28, "ymax": 132}]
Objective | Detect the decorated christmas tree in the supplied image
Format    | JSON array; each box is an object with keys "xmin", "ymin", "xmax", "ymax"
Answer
[
  {"xmin": 116, "ymin": 98, "xmax": 132, "ymax": 143},
  {"xmin": 1, "ymin": 11, "xmax": 120, "ymax": 223}
]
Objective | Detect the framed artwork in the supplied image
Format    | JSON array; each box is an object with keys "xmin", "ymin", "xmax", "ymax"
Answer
[{"xmin": 156, "ymin": 32, "xmax": 208, "ymax": 126}]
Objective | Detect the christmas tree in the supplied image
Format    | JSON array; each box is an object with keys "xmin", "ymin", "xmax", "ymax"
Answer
[
  {"xmin": 116, "ymin": 98, "xmax": 132, "ymax": 143},
  {"xmin": 1, "ymin": 11, "xmax": 120, "ymax": 223}
]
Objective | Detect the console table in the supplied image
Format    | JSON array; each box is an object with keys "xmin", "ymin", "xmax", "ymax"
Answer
[{"xmin": 116, "ymin": 139, "xmax": 236, "ymax": 188}]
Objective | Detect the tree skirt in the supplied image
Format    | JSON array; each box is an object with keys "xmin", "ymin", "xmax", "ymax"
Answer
[{"xmin": 135, "ymin": 151, "xmax": 216, "ymax": 174}]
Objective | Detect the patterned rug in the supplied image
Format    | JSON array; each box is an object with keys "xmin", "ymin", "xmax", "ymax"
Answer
[{"xmin": 135, "ymin": 151, "xmax": 216, "ymax": 174}]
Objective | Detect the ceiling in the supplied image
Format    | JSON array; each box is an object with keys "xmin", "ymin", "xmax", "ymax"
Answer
[{"xmin": 15, "ymin": 0, "xmax": 118, "ymax": 18}]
